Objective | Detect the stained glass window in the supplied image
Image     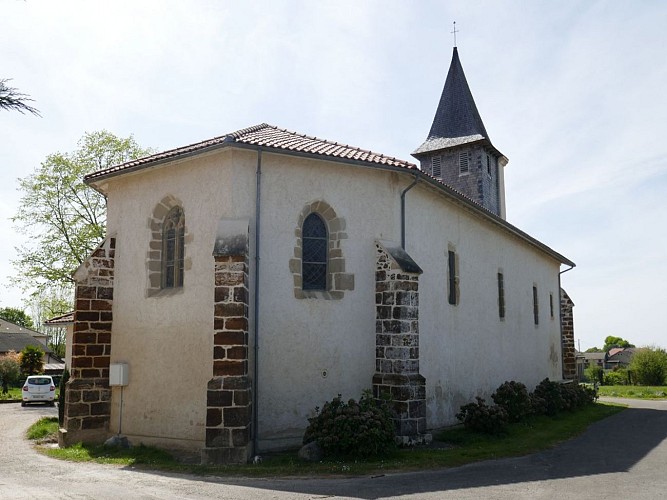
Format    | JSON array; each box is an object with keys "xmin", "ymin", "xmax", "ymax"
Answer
[
  {"xmin": 162, "ymin": 207, "xmax": 185, "ymax": 289},
  {"xmin": 302, "ymin": 213, "xmax": 327, "ymax": 290}
]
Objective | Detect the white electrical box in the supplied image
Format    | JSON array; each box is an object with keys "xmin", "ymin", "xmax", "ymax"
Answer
[{"xmin": 109, "ymin": 363, "xmax": 129, "ymax": 386}]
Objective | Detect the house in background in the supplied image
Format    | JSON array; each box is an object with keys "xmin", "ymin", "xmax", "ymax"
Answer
[
  {"xmin": 61, "ymin": 47, "xmax": 577, "ymax": 463},
  {"xmin": 44, "ymin": 312, "xmax": 74, "ymax": 369},
  {"xmin": 605, "ymin": 347, "xmax": 636, "ymax": 370},
  {"xmin": 0, "ymin": 318, "xmax": 64, "ymax": 376}
]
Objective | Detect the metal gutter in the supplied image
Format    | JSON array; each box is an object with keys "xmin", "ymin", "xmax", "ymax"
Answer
[
  {"xmin": 252, "ymin": 149, "xmax": 262, "ymax": 457},
  {"xmin": 400, "ymin": 173, "xmax": 420, "ymax": 249}
]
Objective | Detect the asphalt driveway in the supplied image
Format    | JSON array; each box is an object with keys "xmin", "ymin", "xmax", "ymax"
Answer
[{"xmin": 0, "ymin": 398, "xmax": 665, "ymax": 499}]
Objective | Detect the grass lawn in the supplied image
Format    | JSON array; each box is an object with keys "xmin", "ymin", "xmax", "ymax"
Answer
[
  {"xmin": 598, "ymin": 385, "xmax": 667, "ymax": 399},
  {"xmin": 0, "ymin": 387, "xmax": 23, "ymax": 400},
  {"xmin": 31, "ymin": 402, "xmax": 624, "ymax": 476},
  {"xmin": 0, "ymin": 386, "xmax": 60, "ymax": 401}
]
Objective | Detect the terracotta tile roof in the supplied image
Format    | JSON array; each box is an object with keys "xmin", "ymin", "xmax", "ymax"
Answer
[
  {"xmin": 85, "ymin": 123, "xmax": 416, "ymax": 182},
  {"xmin": 44, "ymin": 312, "xmax": 74, "ymax": 325}
]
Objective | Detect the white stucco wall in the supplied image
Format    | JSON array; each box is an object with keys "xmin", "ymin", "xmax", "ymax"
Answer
[{"xmin": 99, "ymin": 147, "xmax": 567, "ymax": 452}]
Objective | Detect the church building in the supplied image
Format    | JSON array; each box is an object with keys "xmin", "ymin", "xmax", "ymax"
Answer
[{"xmin": 61, "ymin": 47, "xmax": 577, "ymax": 463}]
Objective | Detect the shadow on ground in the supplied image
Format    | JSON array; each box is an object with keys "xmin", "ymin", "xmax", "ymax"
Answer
[{"xmin": 123, "ymin": 403, "xmax": 666, "ymax": 499}]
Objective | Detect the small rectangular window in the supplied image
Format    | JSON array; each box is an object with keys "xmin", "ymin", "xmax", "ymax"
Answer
[
  {"xmin": 497, "ymin": 272, "xmax": 505, "ymax": 319},
  {"xmin": 533, "ymin": 286, "xmax": 539, "ymax": 325},
  {"xmin": 486, "ymin": 155, "xmax": 492, "ymax": 177},
  {"xmin": 459, "ymin": 152, "xmax": 469, "ymax": 175},
  {"xmin": 550, "ymin": 292, "xmax": 554, "ymax": 319},
  {"xmin": 448, "ymin": 250, "xmax": 457, "ymax": 305},
  {"xmin": 431, "ymin": 156, "xmax": 442, "ymax": 178}
]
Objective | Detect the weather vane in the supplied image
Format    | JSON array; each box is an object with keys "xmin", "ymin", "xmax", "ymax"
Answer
[{"xmin": 451, "ymin": 21, "xmax": 459, "ymax": 47}]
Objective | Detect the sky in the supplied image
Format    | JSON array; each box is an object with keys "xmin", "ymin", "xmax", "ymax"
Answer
[{"xmin": 1, "ymin": 0, "xmax": 665, "ymax": 350}]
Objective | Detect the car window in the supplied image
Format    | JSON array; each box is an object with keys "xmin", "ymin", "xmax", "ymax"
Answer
[{"xmin": 28, "ymin": 377, "xmax": 52, "ymax": 385}]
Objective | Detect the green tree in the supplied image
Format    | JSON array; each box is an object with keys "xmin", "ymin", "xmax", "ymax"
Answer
[
  {"xmin": 12, "ymin": 131, "xmax": 152, "ymax": 296},
  {"xmin": 603, "ymin": 336, "xmax": 635, "ymax": 352},
  {"xmin": 585, "ymin": 347, "xmax": 604, "ymax": 353},
  {"xmin": 0, "ymin": 307, "xmax": 34, "ymax": 328},
  {"xmin": 0, "ymin": 351, "xmax": 21, "ymax": 394},
  {"xmin": 19, "ymin": 345, "xmax": 44, "ymax": 376},
  {"xmin": 0, "ymin": 78, "xmax": 40, "ymax": 116},
  {"xmin": 629, "ymin": 347, "xmax": 667, "ymax": 386},
  {"xmin": 28, "ymin": 287, "xmax": 71, "ymax": 359}
]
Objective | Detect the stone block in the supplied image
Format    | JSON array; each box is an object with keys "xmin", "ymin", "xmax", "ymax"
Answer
[
  {"xmin": 77, "ymin": 311, "xmax": 100, "ymax": 322},
  {"xmin": 206, "ymin": 427, "xmax": 230, "ymax": 447},
  {"xmin": 90, "ymin": 402, "xmax": 110, "ymax": 416},
  {"xmin": 224, "ymin": 406, "xmax": 251, "ymax": 428},
  {"xmin": 234, "ymin": 390, "xmax": 250, "ymax": 406},
  {"xmin": 207, "ymin": 390, "xmax": 233, "ymax": 407},
  {"xmin": 231, "ymin": 428, "xmax": 250, "ymax": 447},
  {"xmin": 206, "ymin": 408, "xmax": 222, "ymax": 427},
  {"xmin": 214, "ymin": 331, "xmax": 245, "ymax": 346},
  {"xmin": 214, "ymin": 303, "xmax": 245, "ymax": 318},
  {"xmin": 207, "ymin": 377, "xmax": 223, "ymax": 390},
  {"xmin": 214, "ymin": 287, "xmax": 230, "ymax": 303},
  {"xmin": 96, "ymin": 287, "xmax": 113, "ymax": 300},
  {"xmin": 213, "ymin": 360, "xmax": 246, "ymax": 377},
  {"xmin": 222, "ymin": 376, "xmax": 250, "ymax": 390},
  {"xmin": 81, "ymin": 416, "xmax": 108, "ymax": 430},
  {"xmin": 225, "ymin": 318, "xmax": 248, "ymax": 332}
]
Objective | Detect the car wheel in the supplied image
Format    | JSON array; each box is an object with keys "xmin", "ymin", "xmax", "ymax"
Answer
[{"xmin": 21, "ymin": 402, "xmax": 26, "ymax": 407}]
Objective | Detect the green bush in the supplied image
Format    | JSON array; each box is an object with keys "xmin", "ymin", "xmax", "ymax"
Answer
[
  {"xmin": 584, "ymin": 364, "xmax": 603, "ymax": 384},
  {"xmin": 603, "ymin": 369, "xmax": 629, "ymax": 386},
  {"xmin": 531, "ymin": 378, "xmax": 565, "ymax": 416},
  {"xmin": 629, "ymin": 347, "xmax": 667, "ymax": 386},
  {"xmin": 491, "ymin": 381, "xmax": 532, "ymax": 422},
  {"xmin": 456, "ymin": 397, "xmax": 509, "ymax": 434},
  {"xmin": 303, "ymin": 391, "xmax": 396, "ymax": 458}
]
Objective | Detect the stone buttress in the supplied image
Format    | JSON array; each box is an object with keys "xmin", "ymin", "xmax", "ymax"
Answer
[
  {"xmin": 60, "ymin": 237, "xmax": 115, "ymax": 446},
  {"xmin": 202, "ymin": 219, "xmax": 253, "ymax": 464},
  {"xmin": 372, "ymin": 240, "xmax": 431, "ymax": 444}
]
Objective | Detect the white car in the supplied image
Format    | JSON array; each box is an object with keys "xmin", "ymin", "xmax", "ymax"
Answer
[{"xmin": 21, "ymin": 375, "xmax": 56, "ymax": 407}]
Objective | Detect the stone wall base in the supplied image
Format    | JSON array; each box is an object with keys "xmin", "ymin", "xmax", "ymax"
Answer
[
  {"xmin": 58, "ymin": 427, "xmax": 108, "ymax": 448},
  {"xmin": 373, "ymin": 372, "xmax": 427, "ymax": 437},
  {"xmin": 201, "ymin": 445, "xmax": 252, "ymax": 465}
]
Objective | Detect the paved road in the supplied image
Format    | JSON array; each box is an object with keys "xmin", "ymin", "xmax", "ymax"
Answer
[{"xmin": 0, "ymin": 398, "xmax": 665, "ymax": 499}]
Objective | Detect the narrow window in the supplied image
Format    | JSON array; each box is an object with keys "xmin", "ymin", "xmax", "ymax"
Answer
[
  {"xmin": 497, "ymin": 272, "xmax": 505, "ymax": 319},
  {"xmin": 431, "ymin": 156, "xmax": 442, "ymax": 178},
  {"xmin": 302, "ymin": 213, "xmax": 328, "ymax": 290},
  {"xmin": 550, "ymin": 292, "xmax": 554, "ymax": 319},
  {"xmin": 448, "ymin": 250, "xmax": 458, "ymax": 305},
  {"xmin": 459, "ymin": 152, "xmax": 469, "ymax": 175},
  {"xmin": 533, "ymin": 286, "xmax": 539, "ymax": 325},
  {"xmin": 486, "ymin": 155, "xmax": 492, "ymax": 177},
  {"xmin": 162, "ymin": 206, "xmax": 185, "ymax": 289}
]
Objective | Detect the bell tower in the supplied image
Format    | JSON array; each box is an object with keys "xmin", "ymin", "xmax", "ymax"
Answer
[{"xmin": 412, "ymin": 46, "xmax": 507, "ymax": 219}]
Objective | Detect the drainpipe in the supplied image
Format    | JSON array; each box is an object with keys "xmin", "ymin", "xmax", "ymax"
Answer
[
  {"xmin": 253, "ymin": 149, "xmax": 262, "ymax": 456},
  {"xmin": 400, "ymin": 173, "xmax": 420, "ymax": 249},
  {"xmin": 558, "ymin": 264, "xmax": 575, "ymax": 380}
]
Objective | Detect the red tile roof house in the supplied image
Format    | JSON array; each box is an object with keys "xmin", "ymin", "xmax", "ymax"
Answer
[{"xmin": 60, "ymin": 48, "xmax": 577, "ymax": 464}]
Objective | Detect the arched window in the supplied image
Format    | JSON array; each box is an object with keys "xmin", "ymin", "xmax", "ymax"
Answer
[
  {"xmin": 302, "ymin": 213, "xmax": 328, "ymax": 290},
  {"xmin": 162, "ymin": 206, "xmax": 185, "ymax": 289}
]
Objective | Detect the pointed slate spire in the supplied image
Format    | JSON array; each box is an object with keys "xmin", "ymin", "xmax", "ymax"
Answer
[
  {"xmin": 413, "ymin": 47, "xmax": 496, "ymax": 155},
  {"xmin": 412, "ymin": 47, "xmax": 508, "ymax": 219}
]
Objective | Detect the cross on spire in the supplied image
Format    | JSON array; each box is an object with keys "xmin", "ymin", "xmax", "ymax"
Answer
[{"xmin": 451, "ymin": 21, "xmax": 459, "ymax": 47}]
